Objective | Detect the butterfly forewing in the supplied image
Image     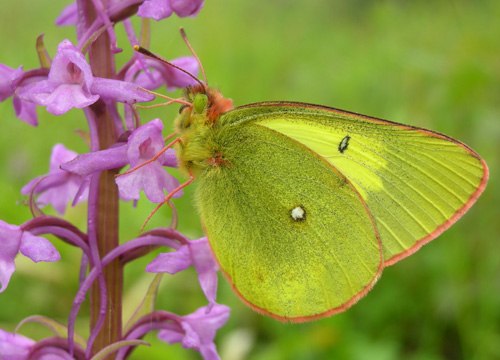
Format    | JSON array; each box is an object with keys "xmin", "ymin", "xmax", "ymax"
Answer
[{"xmin": 236, "ymin": 102, "xmax": 488, "ymax": 265}]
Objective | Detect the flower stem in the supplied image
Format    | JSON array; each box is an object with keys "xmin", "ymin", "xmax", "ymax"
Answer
[{"xmin": 82, "ymin": 0, "xmax": 122, "ymax": 355}]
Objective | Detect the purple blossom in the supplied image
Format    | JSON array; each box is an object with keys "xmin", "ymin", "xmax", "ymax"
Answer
[
  {"xmin": 132, "ymin": 56, "xmax": 200, "ymax": 92},
  {"xmin": 55, "ymin": 3, "xmax": 78, "ymax": 27},
  {"xmin": 18, "ymin": 40, "xmax": 154, "ymax": 116},
  {"xmin": 61, "ymin": 119, "xmax": 181, "ymax": 203},
  {"xmin": 0, "ymin": 329, "xmax": 71, "ymax": 360},
  {"xmin": 147, "ymin": 237, "xmax": 218, "ymax": 308},
  {"xmin": 0, "ymin": 329, "xmax": 34, "ymax": 359},
  {"xmin": 158, "ymin": 304, "xmax": 230, "ymax": 360},
  {"xmin": 0, "ymin": 64, "xmax": 20, "ymax": 101},
  {"xmin": 18, "ymin": 40, "xmax": 98, "ymax": 115},
  {"xmin": 22, "ymin": 144, "xmax": 89, "ymax": 216},
  {"xmin": 0, "ymin": 64, "xmax": 38, "ymax": 126},
  {"xmin": 115, "ymin": 119, "xmax": 182, "ymax": 203},
  {"xmin": 138, "ymin": 0, "xmax": 204, "ymax": 21},
  {"xmin": 12, "ymin": 95, "xmax": 38, "ymax": 126},
  {"xmin": 0, "ymin": 220, "xmax": 60, "ymax": 292}
]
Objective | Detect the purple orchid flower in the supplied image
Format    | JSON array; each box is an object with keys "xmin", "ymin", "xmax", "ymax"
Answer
[
  {"xmin": 132, "ymin": 56, "xmax": 200, "ymax": 92},
  {"xmin": 0, "ymin": 329, "xmax": 34, "ymax": 359},
  {"xmin": 0, "ymin": 64, "xmax": 20, "ymax": 102},
  {"xmin": 138, "ymin": 0, "xmax": 204, "ymax": 21},
  {"xmin": 55, "ymin": 3, "xmax": 78, "ymax": 27},
  {"xmin": 18, "ymin": 40, "xmax": 154, "ymax": 116},
  {"xmin": 22, "ymin": 144, "xmax": 89, "ymax": 216},
  {"xmin": 61, "ymin": 119, "xmax": 181, "ymax": 203},
  {"xmin": 0, "ymin": 64, "xmax": 38, "ymax": 126},
  {"xmin": 147, "ymin": 237, "xmax": 218, "ymax": 308},
  {"xmin": 0, "ymin": 329, "xmax": 73, "ymax": 360},
  {"xmin": 157, "ymin": 304, "xmax": 230, "ymax": 360},
  {"xmin": 0, "ymin": 220, "xmax": 60, "ymax": 293}
]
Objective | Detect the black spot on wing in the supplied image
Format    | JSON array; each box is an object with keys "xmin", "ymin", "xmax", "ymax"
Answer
[{"xmin": 338, "ymin": 135, "xmax": 351, "ymax": 154}]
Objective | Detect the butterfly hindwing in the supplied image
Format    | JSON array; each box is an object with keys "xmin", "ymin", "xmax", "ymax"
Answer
[{"xmin": 196, "ymin": 120, "xmax": 382, "ymax": 321}]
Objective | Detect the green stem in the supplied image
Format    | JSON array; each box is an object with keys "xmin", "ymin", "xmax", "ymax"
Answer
[{"xmin": 83, "ymin": 0, "xmax": 122, "ymax": 356}]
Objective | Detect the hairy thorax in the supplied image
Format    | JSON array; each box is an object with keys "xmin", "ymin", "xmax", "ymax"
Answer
[{"xmin": 173, "ymin": 85, "xmax": 234, "ymax": 178}]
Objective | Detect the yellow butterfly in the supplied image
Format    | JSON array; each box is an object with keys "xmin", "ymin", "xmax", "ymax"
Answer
[{"xmin": 135, "ymin": 41, "xmax": 488, "ymax": 322}]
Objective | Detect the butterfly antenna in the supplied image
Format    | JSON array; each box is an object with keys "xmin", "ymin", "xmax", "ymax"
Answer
[
  {"xmin": 179, "ymin": 27, "xmax": 207, "ymax": 87},
  {"xmin": 133, "ymin": 45, "xmax": 205, "ymax": 89}
]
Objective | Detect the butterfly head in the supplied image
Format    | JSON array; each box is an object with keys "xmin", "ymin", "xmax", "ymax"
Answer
[{"xmin": 180, "ymin": 85, "xmax": 234, "ymax": 125}]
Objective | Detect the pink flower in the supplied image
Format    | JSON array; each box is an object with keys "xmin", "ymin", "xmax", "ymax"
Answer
[
  {"xmin": 19, "ymin": 40, "xmax": 154, "ymax": 116},
  {"xmin": 0, "ymin": 64, "xmax": 38, "ymax": 126},
  {"xmin": 55, "ymin": 3, "xmax": 78, "ymax": 26},
  {"xmin": 61, "ymin": 120, "xmax": 181, "ymax": 203},
  {"xmin": 132, "ymin": 56, "xmax": 200, "ymax": 92},
  {"xmin": 147, "ymin": 237, "xmax": 218, "ymax": 308},
  {"xmin": 158, "ymin": 304, "xmax": 230, "ymax": 360},
  {"xmin": 0, "ymin": 329, "xmax": 70, "ymax": 359},
  {"xmin": 138, "ymin": 0, "xmax": 204, "ymax": 21},
  {"xmin": 0, "ymin": 329, "xmax": 34, "ymax": 359},
  {"xmin": 22, "ymin": 144, "xmax": 89, "ymax": 216},
  {"xmin": 0, "ymin": 220, "xmax": 60, "ymax": 293}
]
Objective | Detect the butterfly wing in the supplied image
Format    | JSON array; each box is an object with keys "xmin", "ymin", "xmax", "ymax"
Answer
[
  {"xmin": 196, "ymin": 119, "xmax": 383, "ymax": 321},
  {"xmin": 228, "ymin": 101, "xmax": 488, "ymax": 265}
]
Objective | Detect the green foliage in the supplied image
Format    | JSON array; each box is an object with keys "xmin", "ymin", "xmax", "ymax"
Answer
[{"xmin": 0, "ymin": 0, "xmax": 499, "ymax": 359}]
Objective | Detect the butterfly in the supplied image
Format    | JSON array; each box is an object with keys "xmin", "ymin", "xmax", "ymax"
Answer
[{"xmin": 134, "ymin": 36, "xmax": 488, "ymax": 322}]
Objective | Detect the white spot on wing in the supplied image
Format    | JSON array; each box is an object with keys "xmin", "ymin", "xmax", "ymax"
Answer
[{"xmin": 291, "ymin": 206, "xmax": 305, "ymax": 220}]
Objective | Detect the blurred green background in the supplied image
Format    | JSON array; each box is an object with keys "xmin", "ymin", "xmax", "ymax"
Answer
[{"xmin": 0, "ymin": 0, "xmax": 499, "ymax": 359}]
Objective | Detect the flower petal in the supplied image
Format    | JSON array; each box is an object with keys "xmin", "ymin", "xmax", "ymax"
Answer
[
  {"xmin": 137, "ymin": 0, "xmax": 173, "ymax": 21},
  {"xmin": 50, "ymin": 143, "xmax": 79, "ymax": 172},
  {"xmin": 44, "ymin": 84, "xmax": 100, "ymax": 115},
  {"xmin": 198, "ymin": 271, "xmax": 218, "ymax": 309},
  {"xmin": 55, "ymin": 2, "xmax": 78, "ymax": 26},
  {"xmin": 133, "ymin": 67, "xmax": 164, "ymax": 90},
  {"xmin": 91, "ymin": 78, "xmax": 155, "ymax": 104},
  {"xmin": 61, "ymin": 145, "xmax": 129, "ymax": 176},
  {"xmin": 157, "ymin": 328, "xmax": 184, "ymax": 345},
  {"xmin": 180, "ymin": 322, "xmax": 201, "ymax": 349},
  {"xmin": 161, "ymin": 149, "xmax": 178, "ymax": 168},
  {"xmin": 0, "ymin": 64, "xmax": 22, "ymax": 102},
  {"xmin": 171, "ymin": 0, "xmax": 204, "ymax": 18},
  {"xmin": 19, "ymin": 232, "xmax": 60, "ymax": 263},
  {"xmin": 190, "ymin": 238, "xmax": 218, "ymax": 274},
  {"xmin": 115, "ymin": 120, "xmax": 182, "ymax": 202},
  {"xmin": 12, "ymin": 95, "xmax": 38, "ymax": 126},
  {"xmin": 165, "ymin": 57, "xmax": 200, "ymax": 92},
  {"xmin": 116, "ymin": 162, "xmax": 181, "ymax": 203},
  {"xmin": 199, "ymin": 343, "xmax": 221, "ymax": 360},
  {"xmin": 146, "ymin": 245, "xmax": 191, "ymax": 274},
  {"xmin": 185, "ymin": 304, "xmax": 231, "ymax": 344},
  {"xmin": 0, "ymin": 329, "xmax": 34, "ymax": 359},
  {"xmin": 21, "ymin": 144, "xmax": 89, "ymax": 215},
  {"xmin": 0, "ymin": 221, "xmax": 23, "ymax": 292},
  {"xmin": 126, "ymin": 119, "xmax": 165, "ymax": 166},
  {"xmin": 49, "ymin": 40, "xmax": 93, "ymax": 91}
]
